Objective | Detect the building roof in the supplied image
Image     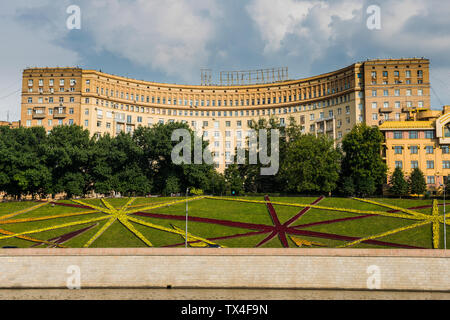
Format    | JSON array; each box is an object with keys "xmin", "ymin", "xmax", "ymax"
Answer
[{"xmin": 379, "ymin": 120, "xmax": 435, "ymax": 130}]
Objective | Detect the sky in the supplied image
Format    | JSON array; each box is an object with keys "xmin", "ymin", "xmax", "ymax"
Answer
[{"xmin": 1, "ymin": 0, "xmax": 450, "ymax": 121}]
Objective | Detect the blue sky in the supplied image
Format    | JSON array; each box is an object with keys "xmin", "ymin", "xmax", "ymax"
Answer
[{"xmin": 1, "ymin": 0, "xmax": 450, "ymax": 121}]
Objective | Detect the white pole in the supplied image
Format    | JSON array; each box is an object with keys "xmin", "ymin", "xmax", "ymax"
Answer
[
  {"xmin": 445, "ymin": 183, "xmax": 447, "ymax": 250},
  {"xmin": 185, "ymin": 188, "xmax": 189, "ymax": 248}
]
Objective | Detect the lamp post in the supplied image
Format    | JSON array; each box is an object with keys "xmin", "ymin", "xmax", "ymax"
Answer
[
  {"xmin": 441, "ymin": 182, "xmax": 447, "ymax": 250},
  {"xmin": 185, "ymin": 188, "xmax": 189, "ymax": 248},
  {"xmin": 444, "ymin": 182, "xmax": 447, "ymax": 250}
]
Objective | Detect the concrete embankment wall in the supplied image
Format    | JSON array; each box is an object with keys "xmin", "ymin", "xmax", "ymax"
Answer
[{"xmin": 0, "ymin": 248, "xmax": 448, "ymax": 291}]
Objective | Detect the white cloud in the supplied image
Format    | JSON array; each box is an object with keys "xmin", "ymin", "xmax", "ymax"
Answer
[
  {"xmin": 0, "ymin": 1, "xmax": 80, "ymax": 121},
  {"xmin": 82, "ymin": 0, "xmax": 221, "ymax": 82},
  {"xmin": 245, "ymin": 0, "xmax": 362, "ymax": 54}
]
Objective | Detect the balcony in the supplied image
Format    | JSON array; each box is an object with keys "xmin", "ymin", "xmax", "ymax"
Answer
[
  {"xmin": 379, "ymin": 107, "xmax": 394, "ymax": 113},
  {"xmin": 32, "ymin": 108, "xmax": 46, "ymax": 119},
  {"xmin": 53, "ymin": 107, "xmax": 67, "ymax": 118}
]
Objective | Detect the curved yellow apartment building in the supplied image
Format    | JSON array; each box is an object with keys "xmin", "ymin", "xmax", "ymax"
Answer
[{"xmin": 21, "ymin": 58, "xmax": 430, "ymax": 172}]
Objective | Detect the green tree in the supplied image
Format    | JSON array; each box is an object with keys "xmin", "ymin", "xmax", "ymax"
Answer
[
  {"xmin": 209, "ymin": 171, "xmax": 226, "ymax": 195},
  {"xmin": 224, "ymin": 164, "xmax": 244, "ymax": 195},
  {"xmin": 340, "ymin": 176, "xmax": 355, "ymax": 197},
  {"xmin": 0, "ymin": 126, "xmax": 51, "ymax": 199},
  {"xmin": 409, "ymin": 168, "xmax": 427, "ymax": 195},
  {"xmin": 45, "ymin": 125, "xmax": 93, "ymax": 198},
  {"xmin": 164, "ymin": 175, "xmax": 180, "ymax": 195},
  {"xmin": 282, "ymin": 134, "xmax": 341, "ymax": 194},
  {"xmin": 91, "ymin": 132, "xmax": 151, "ymax": 196},
  {"xmin": 389, "ymin": 167, "xmax": 409, "ymax": 197},
  {"xmin": 238, "ymin": 117, "xmax": 293, "ymax": 193},
  {"xmin": 133, "ymin": 122, "xmax": 215, "ymax": 194},
  {"xmin": 340, "ymin": 124, "xmax": 387, "ymax": 196}
]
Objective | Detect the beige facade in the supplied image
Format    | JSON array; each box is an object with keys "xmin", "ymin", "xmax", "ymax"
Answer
[
  {"xmin": 21, "ymin": 59, "xmax": 430, "ymax": 172},
  {"xmin": 0, "ymin": 121, "xmax": 20, "ymax": 128},
  {"xmin": 381, "ymin": 106, "xmax": 450, "ymax": 192}
]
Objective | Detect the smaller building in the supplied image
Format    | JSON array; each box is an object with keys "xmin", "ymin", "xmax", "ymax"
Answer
[
  {"xmin": 380, "ymin": 106, "xmax": 450, "ymax": 193},
  {"xmin": 0, "ymin": 121, "xmax": 20, "ymax": 128}
]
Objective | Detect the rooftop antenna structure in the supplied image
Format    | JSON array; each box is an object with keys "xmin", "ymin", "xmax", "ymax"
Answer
[
  {"xmin": 201, "ymin": 69, "xmax": 212, "ymax": 86},
  {"xmin": 218, "ymin": 67, "xmax": 288, "ymax": 86}
]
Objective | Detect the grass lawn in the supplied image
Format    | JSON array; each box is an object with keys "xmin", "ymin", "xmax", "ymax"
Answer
[{"xmin": 0, "ymin": 195, "xmax": 447, "ymax": 249}]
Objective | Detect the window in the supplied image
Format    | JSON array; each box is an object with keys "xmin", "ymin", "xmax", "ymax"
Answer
[
  {"xmin": 383, "ymin": 90, "xmax": 389, "ymax": 97},
  {"xmin": 406, "ymin": 70, "xmax": 411, "ymax": 78},
  {"xmin": 425, "ymin": 131, "xmax": 435, "ymax": 139},
  {"xmin": 406, "ymin": 89, "xmax": 412, "ymax": 96},
  {"xmin": 372, "ymin": 113, "xmax": 378, "ymax": 120},
  {"xmin": 418, "ymin": 89, "xmax": 423, "ymax": 96},
  {"xmin": 394, "ymin": 131, "xmax": 403, "ymax": 139},
  {"xmin": 427, "ymin": 160, "xmax": 434, "ymax": 169},
  {"xmin": 427, "ymin": 176, "xmax": 435, "ymax": 184},
  {"xmin": 372, "ymin": 90, "xmax": 377, "ymax": 97},
  {"xmin": 395, "ymin": 101, "xmax": 401, "ymax": 109},
  {"xmin": 60, "ymin": 79, "xmax": 65, "ymax": 86},
  {"xmin": 443, "ymin": 161, "xmax": 450, "ymax": 169},
  {"xmin": 426, "ymin": 146, "xmax": 434, "ymax": 154},
  {"xmin": 410, "ymin": 146, "xmax": 418, "ymax": 154},
  {"xmin": 395, "ymin": 89, "xmax": 400, "ymax": 96},
  {"xmin": 395, "ymin": 161, "xmax": 403, "ymax": 169},
  {"xmin": 442, "ymin": 146, "xmax": 450, "ymax": 154},
  {"xmin": 411, "ymin": 161, "xmax": 418, "ymax": 169},
  {"xmin": 69, "ymin": 119, "xmax": 74, "ymax": 125},
  {"xmin": 372, "ymin": 102, "xmax": 377, "ymax": 109},
  {"xmin": 409, "ymin": 131, "xmax": 418, "ymax": 139},
  {"xmin": 394, "ymin": 146, "xmax": 403, "ymax": 154}
]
